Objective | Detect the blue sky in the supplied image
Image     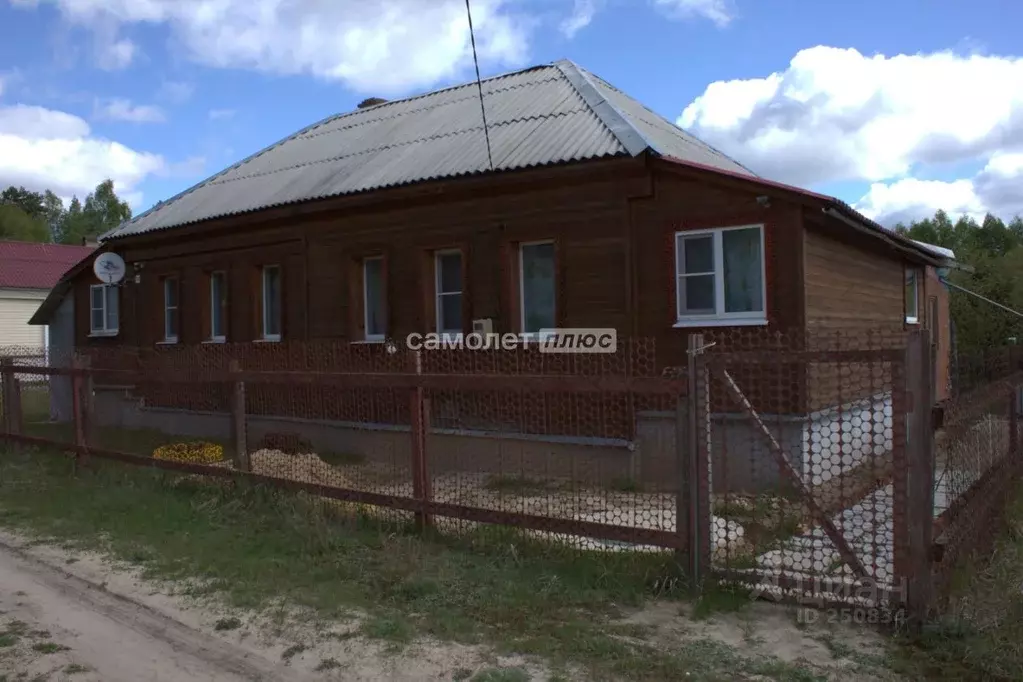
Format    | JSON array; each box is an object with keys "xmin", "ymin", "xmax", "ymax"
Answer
[{"xmin": 1, "ymin": 0, "xmax": 1022, "ymax": 227}]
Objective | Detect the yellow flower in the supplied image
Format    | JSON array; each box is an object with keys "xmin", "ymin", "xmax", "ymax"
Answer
[{"xmin": 153, "ymin": 442, "xmax": 224, "ymax": 464}]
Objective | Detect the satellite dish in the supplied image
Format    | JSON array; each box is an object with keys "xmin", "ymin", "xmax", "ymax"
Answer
[{"xmin": 93, "ymin": 252, "xmax": 126, "ymax": 285}]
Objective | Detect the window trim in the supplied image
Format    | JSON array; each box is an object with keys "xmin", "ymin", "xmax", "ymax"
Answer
[
  {"xmin": 518, "ymin": 240, "xmax": 556, "ymax": 338},
  {"xmin": 209, "ymin": 270, "xmax": 227, "ymax": 343},
  {"xmin": 434, "ymin": 249, "xmax": 463, "ymax": 338},
  {"xmin": 261, "ymin": 265, "xmax": 282, "ymax": 342},
  {"xmin": 88, "ymin": 283, "xmax": 119, "ymax": 336},
  {"xmin": 162, "ymin": 276, "xmax": 179, "ymax": 344},
  {"xmin": 905, "ymin": 268, "xmax": 920, "ymax": 325},
  {"xmin": 363, "ymin": 256, "xmax": 386, "ymax": 342},
  {"xmin": 673, "ymin": 224, "xmax": 767, "ymax": 327}
]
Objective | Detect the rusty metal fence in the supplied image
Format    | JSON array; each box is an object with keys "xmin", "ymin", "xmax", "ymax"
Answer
[{"xmin": 2, "ymin": 331, "xmax": 1021, "ymax": 623}]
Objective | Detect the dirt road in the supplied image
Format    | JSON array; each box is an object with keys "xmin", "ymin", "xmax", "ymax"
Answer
[{"xmin": 0, "ymin": 542, "xmax": 295, "ymax": 681}]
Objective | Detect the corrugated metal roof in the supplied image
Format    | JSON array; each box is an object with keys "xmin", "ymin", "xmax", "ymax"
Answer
[
  {"xmin": 0, "ymin": 240, "xmax": 95, "ymax": 290},
  {"xmin": 105, "ymin": 60, "xmax": 757, "ymax": 241}
]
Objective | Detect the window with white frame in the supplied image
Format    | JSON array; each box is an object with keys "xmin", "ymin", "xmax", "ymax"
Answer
[
  {"xmin": 905, "ymin": 268, "xmax": 919, "ymax": 324},
  {"xmin": 89, "ymin": 284, "xmax": 119, "ymax": 335},
  {"xmin": 519, "ymin": 241, "xmax": 555, "ymax": 335},
  {"xmin": 435, "ymin": 250, "xmax": 463, "ymax": 336},
  {"xmin": 261, "ymin": 265, "xmax": 281, "ymax": 341},
  {"xmin": 363, "ymin": 256, "xmax": 385, "ymax": 341},
  {"xmin": 210, "ymin": 271, "xmax": 227, "ymax": 341},
  {"xmin": 674, "ymin": 225, "xmax": 766, "ymax": 325},
  {"xmin": 162, "ymin": 276, "xmax": 179, "ymax": 342}
]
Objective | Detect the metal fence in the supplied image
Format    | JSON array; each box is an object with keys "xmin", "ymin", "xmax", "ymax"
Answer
[{"xmin": 1, "ymin": 331, "xmax": 1021, "ymax": 624}]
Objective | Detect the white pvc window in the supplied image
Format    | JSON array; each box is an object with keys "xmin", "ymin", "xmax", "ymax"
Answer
[
  {"xmin": 363, "ymin": 256, "xmax": 385, "ymax": 341},
  {"xmin": 262, "ymin": 265, "xmax": 281, "ymax": 341},
  {"xmin": 210, "ymin": 271, "xmax": 227, "ymax": 341},
  {"xmin": 519, "ymin": 241, "xmax": 555, "ymax": 335},
  {"xmin": 905, "ymin": 269, "xmax": 919, "ymax": 324},
  {"xmin": 89, "ymin": 284, "xmax": 119, "ymax": 335},
  {"xmin": 435, "ymin": 250, "xmax": 463, "ymax": 336},
  {"xmin": 674, "ymin": 224, "xmax": 766, "ymax": 327},
  {"xmin": 163, "ymin": 276, "xmax": 179, "ymax": 343}
]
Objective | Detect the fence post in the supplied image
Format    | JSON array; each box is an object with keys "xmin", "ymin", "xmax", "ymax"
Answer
[
  {"xmin": 409, "ymin": 350, "xmax": 432, "ymax": 531},
  {"xmin": 79, "ymin": 355, "xmax": 94, "ymax": 449},
  {"xmin": 1, "ymin": 358, "xmax": 12, "ymax": 445},
  {"xmin": 675, "ymin": 394, "xmax": 689, "ymax": 568},
  {"xmin": 902, "ymin": 330, "xmax": 935, "ymax": 628},
  {"xmin": 1010, "ymin": 386, "xmax": 1019, "ymax": 457},
  {"xmin": 686, "ymin": 333, "xmax": 711, "ymax": 590},
  {"xmin": 229, "ymin": 360, "xmax": 249, "ymax": 472},
  {"xmin": 71, "ymin": 355, "xmax": 88, "ymax": 468},
  {"xmin": 10, "ymin": 377, "xmax": 23, "ymax": 455}
]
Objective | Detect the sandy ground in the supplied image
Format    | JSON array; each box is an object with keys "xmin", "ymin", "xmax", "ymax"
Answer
[
  {"xmin": 0, "ymin": 531, "xmax": 551, "ymax": 682},
  {"xmin": 0, "ymin": 528, "xmax": 902, "ymax": 681}
]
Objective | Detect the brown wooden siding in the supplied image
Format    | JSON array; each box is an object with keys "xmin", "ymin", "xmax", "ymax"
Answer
[{"xmin": 803, "ymin": 221, "xmax": 909, "ymax": 410}]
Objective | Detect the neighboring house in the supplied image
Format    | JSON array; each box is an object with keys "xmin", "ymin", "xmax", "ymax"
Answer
[
  {"xmin": 31, "ymin": 60, "xmax": 957, "ymax": 487},
  {"xmin": 0, "ymin": 240, "xmax": 94, "ymax": 355}
]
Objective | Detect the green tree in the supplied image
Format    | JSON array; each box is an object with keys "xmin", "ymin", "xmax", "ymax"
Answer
[
  {"xmin": 0, "ymin": 204, "xmax": 50, "ymax": 242},
  {"xmin": 61, "ymin": 179, "xmax": 132, "ymax": 245},
  {"xmin": 0, "ymin": 186, "xmax": 45, "ymax": 219}
]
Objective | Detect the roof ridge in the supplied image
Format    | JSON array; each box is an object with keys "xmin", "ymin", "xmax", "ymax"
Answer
[
  {"xmin": 553, "ymin": 59, "xmax": 651, "ymax": 157},
  {"xmin": 577, "ymin": 66, "xmax": 759, "ymax": 177}
]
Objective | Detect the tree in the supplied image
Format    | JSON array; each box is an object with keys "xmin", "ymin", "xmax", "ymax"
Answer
[
  {"xmin": 0, "ymin": 204, "xmax": 50, "ymax": 242},
  {"xmin": 0, "ymin": 186, "xmax": 45, "ymax": 219},
  {"xmin": 61, "ymin": 179, "xmax": 132, "ymax": 245}
]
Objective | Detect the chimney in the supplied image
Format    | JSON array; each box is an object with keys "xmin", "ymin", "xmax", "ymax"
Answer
[
  {"xmin": 357, "ymin": 97, "xmax": 388, "ymax": 110},
  {"xmin": 82, "ymin": 237, "xmax": 99, "ymax": 248}
]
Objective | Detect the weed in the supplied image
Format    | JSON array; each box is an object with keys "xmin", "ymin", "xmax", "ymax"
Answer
[
  {"xmin": 213, "ymin": 617, "xmax": 242, "ymax": 632},
  {"xmin": 63, "ymin": 664, "xmax": 90, "ymax": 675},
  {"xmin": 31, "ymin": 642, "xmax": 69, "ymax": 654},
  {"xmin": 314, "ymin": 658, "xmax": 341, "ymax": 671},
  {"xmin": 360, "ymin": 616, "xmax": 414, "ymax": 645},
  {"xmin": 0, "ymin": 634, "xmax": 18, "ymax": 648},
  {"xmin": 452, "ymin": 668, "xmax": 473, "ymax": 681},
  {"xmin": 281, "ymin": 643, "xmax": 306, "ymax": 661},
  {"xmin": 470, "ymin": 667, "xmax": 530, "ymax": 682},
  {"xmin": 691, "ymin": 584, "xmax": 752, "ymax": 620}
]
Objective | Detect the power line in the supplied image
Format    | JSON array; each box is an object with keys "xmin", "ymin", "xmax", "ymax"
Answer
[{"xmin": 464, "ymin": 0, "xmax": 495, "ymax": 172}]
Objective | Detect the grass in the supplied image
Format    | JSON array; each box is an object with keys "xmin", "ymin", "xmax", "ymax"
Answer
[
  {"xmin": 471, "ymin": 667, "xmax": 531, "ymax": 682},
  {"xmin": 213, "ymin": 616, "xmax": 242, "ymax": 631},
  {"xmin": 888, "ymin": 480, "xmax": 1023, "ymax": 680},
  {"xmin": 30, "ymin": 642, "xmax": 69, "ymax": 654},
  {"xmin": 0, "ymin": 446, "xmax": 830, "ymax": 681},
  {"xmin": 63, "ymin": 664, "xmax": 90, "ymax": 675}
]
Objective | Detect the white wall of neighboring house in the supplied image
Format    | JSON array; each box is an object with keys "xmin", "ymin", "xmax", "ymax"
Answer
[{"xmin": 0, "ymin": 288, "xmax": 47, "ymax": 350}]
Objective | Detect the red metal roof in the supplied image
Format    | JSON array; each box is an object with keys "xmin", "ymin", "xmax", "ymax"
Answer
[{"xmin": 0, "ymin": 240, "xmax": 95, "ymax": 290}]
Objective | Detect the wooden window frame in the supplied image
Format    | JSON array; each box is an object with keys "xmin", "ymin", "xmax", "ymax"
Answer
[
  {"xmin": 518, "ymin": 240, "xmax": 556, "ymax": 338},
  {"xmin": 161, "ymin": 276, "xmax": 179, "ymax": 344},
  {"xmin": 261, "ymin": 265, "xmax": 282, "ymax": 342},
  {"xmin": 89, "ymin": 284, "xmax": 119, "ymax": 336},
  {"xmin": 362, "ymin": 255, "xmax": 386, "ymax": 342},
  {"xmin": 673, "ymin": 224, "xmax": 767, "ymax": 328},
  {"xmin": 905, "ymin": 267, "xmax": 920, "ymax": 325},
  {"xmin": 209, "ymin": 270, "xmax": 228, "ymax": 343},
  {"xmin": 434, "ymin": 249, "xmax": 464, "ymax": 338}
]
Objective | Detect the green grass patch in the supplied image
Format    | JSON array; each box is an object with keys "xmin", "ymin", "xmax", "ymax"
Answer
[
  {"xmin": 889, "ymin": 481, "xmax": 1023, "ymax": 680},
  {"xmin": 21, "ymin": 422, "xmax": 228, "ymax": 459},
  {"xmin": 0, "ymin": 447, "xmax": 827, "ymax": 681},
  {"xmin": 64, "ymin": 664, "xmax": 90, "ymax": 675},
  {"xmin": 31, "ymin": 642, "xmax": 70, "ymax": 654}
]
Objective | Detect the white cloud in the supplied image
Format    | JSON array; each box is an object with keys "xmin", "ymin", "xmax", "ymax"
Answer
[
  {"xmin": 653, "ymin": 0, "xmax": 734, "ymax": 26},
  {"xmin": 97, "ymin": 37, "xmax": 136, "ymax": 70},
  {"xmin": 855, "ymin": 153, "xmax": 1023, "ymax": 226},
  {"xmin": 679, "ymin": 47, "xmax": 1023, "ymax": 187},
  {"xmin": 18, "ymin": 0, "xmax": 537, "ymax": 94},
  {"xmin": 95, "ymin": 98, "xmax": 166, "ymax": 123},
  {"xmin": 208, "ymin": 108, "xmax": 235, "ymax": 120},
  {"xmin": 560, "ymin": 0, "xmax": 596, "ymax": 38},
  {"xmin": 0, "ymin": 103, "xmax": 164, "ymax": 208}
]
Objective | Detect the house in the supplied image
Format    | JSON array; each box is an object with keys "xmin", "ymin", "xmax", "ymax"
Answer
[
  {"xmin": 0, "ymin": 240, "xmax": 94, "ymax": 355},
  {"xmin": 33, "ymin": 60, "xmax": 956, "ymax": 488}
]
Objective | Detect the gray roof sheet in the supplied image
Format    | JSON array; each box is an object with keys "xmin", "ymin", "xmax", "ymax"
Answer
[{"xmin": 106, "ymin": 60, "xmax": 756, "ymax": 240}]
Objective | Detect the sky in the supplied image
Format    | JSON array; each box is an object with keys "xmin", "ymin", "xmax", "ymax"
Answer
[{"xmin": 0, "ymin": 0, "xmax": 1022, "ymax": 228}]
